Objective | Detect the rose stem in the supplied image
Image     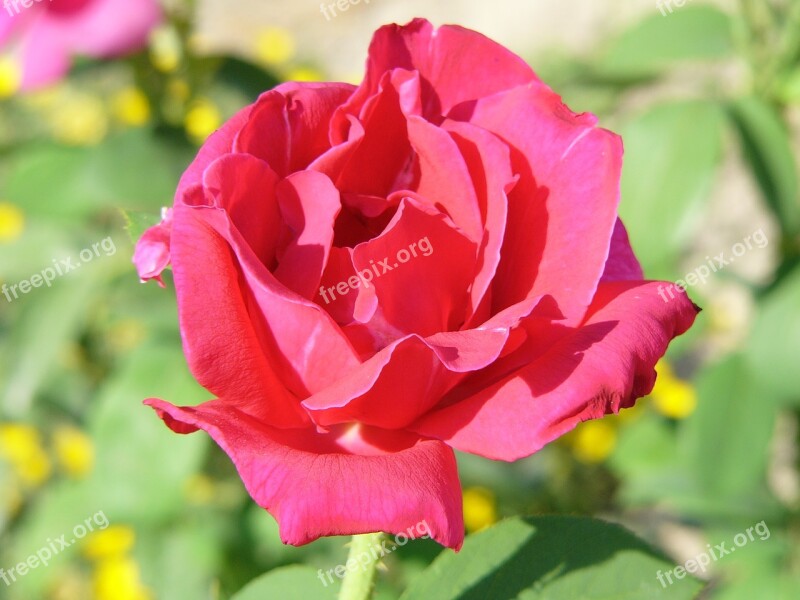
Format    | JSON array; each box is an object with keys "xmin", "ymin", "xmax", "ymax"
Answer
[{"xmin": 338, "ymin": 532, "xmax": 384, "ymax": 600}]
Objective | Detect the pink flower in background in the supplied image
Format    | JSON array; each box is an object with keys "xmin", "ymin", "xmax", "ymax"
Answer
[
  {"xmin": 0, "ymin": 0, "xmax": 162, "ymax": 90},
  {"xmin": 134, "ymin": 18, "xmax": 699, "ymax": 550}
]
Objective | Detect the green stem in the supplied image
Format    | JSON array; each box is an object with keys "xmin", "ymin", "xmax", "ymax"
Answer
[{"xmin": 338, "ymin": 533, "xmax": 384, "ymax": 600}]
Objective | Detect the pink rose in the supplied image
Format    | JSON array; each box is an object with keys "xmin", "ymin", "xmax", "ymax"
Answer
[
  {"xmin": 135, "ymin": 18, "xmax": 698, "ymax": 550},
  {"xmin": 0, "ymin": 0, "xmax": 162, "ymax": 90}
]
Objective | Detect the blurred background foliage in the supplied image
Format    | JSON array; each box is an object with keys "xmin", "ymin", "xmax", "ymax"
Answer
[{"xmin": 0, "ymin": 0, "xmax": 799, "ymax": 598}]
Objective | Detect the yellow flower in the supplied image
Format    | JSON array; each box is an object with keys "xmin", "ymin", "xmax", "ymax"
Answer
[
  {"xmin": 184, "ymin": 98, "xmax": 221, "ymax": 145},
  {"xmin": 462, "ymin": 486, "xmax": 497, "ymax": 533},
  {"xmin": 285, "ymin": 67, "xmax": 323, "ymax": 82},
  {"xmin": 149, "ymin": 25, "xmax": 182, "ymax": 73},
  {"xmin": 93, "ymin": 557, "xmax": 152, "ymax": 600},
  {"xmin": 0, "ymin": 202, "xmax": 25, "ymax": 243},
  {"xmin": 255, "ymin": 27, "xmax": 296, "ymax": 66},
  {"xmin": 0, "ymin": 56, "xmax": 21, "ymax": 98},
  {"xmin": 0, "ymin": 423, "xmax": 51, "ymax": 487},
  {"xmin": 53, "ymin": 426, "xmax": 95, "ymax": 479},
  {"xmin": 83, "ymin": 526, "xmax": 136, "ymax": 561},
  {"xmin": 50, "ymin": 93, "xmax": 108, "ymax": 146},
  {"xmin": 651, "ymin": 364, "xmax": 697, "ymax": 419},
  {"xmin": 571, "ymin": 420, "xmax": 617, "ymax": 464},
  {"xmin": 111, "ymin": 88, "xmax": 151, "ymax": 127}
]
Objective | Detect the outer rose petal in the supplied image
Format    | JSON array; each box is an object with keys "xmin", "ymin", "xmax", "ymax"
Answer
[
  {"xmin": 176, "ymin": 104, "xmax": 252, "ymax": 201},
  {"xmin": 601, "ymin": 218, "xmax": 644, "ymax": 282},
  {"xmin": 145, "ymin": 398, "xmax": 465, "ymax": 549},
  {"xmin": 180, "ymin": 204, "xmax": 363, "ymax": 397},
  {"xmin": 170, "ymin": 204, "xmax": 309, "ymax": 427},
  {"xmin": 201, "ymin": 154, "xmax": 284, "ymax": 268},
  {"xmin": 410, "ymin": 281, "xmax": 700, "ymax": 461}
]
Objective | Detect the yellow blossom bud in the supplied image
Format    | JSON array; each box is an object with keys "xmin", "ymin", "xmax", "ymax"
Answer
[{"xmin": 462, "ymin": 486, "xmax": 497, "ymax": 533}]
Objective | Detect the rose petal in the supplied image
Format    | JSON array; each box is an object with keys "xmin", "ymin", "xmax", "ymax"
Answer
[
  {"xmin": 443, "ymin": 120, "xmax": 516, "ymax": 326},
  {"xmin": 56, "ymin": 0, "xmax": 162, "ymax": 57},
  {"xmin": 349, "ymin": 198, "xmax": 477, "ymax": 341},
  {"xmin": 202, "ymin": 154, "xmax": 284, "ymax": 268},
  {"xmin": 302, "ymin": 295, "xmax": 545, "ymax": 430},
  {"xmin": 176, "ymin": 104, "xmax": 253, "ymax": 201},
  {"xmin": 146, "ymin": 398, "xmax": 465, "ymax": 549},
  {"xmin": 334, "ymin": 18, "xmax": 538, "ymax": 132},
  {"xmin": 452, "ymin": 83, "xmax": 622, "ymax": 323},
  {"xmin": 170, "ymin": 204, "xmax": 308, "ymax": 427},
  {"xmin": 132, "ymin": 208, "xmax": 172, "ymax": 286},
  {"xmin": 176, "ymin": 204, "xmax": 363, "ymax": 397},
  {"xmin": 601, "ymin": 218, "xmax": 644, "ymax": 282},
  {"xmin": 272, "ymin": 170, "xmax": 341, "ymax": 299},
  {"xmin": 18, "ymin": 19, "xmax": 71, "ymax": 89},
  {"xmin": 404, "ymin": 115, "xmax": 482, "ymax": 243},
  {"xmin": 234, "ymin": 82, "xmax": 355, "ymax": 177},
  {"xmin": 323, "ymin": 70, "xmax": 417, "ymax": 198},
  {"xmin": 410, "ymin": 281, "xmax": 700, "ymax": 460}
]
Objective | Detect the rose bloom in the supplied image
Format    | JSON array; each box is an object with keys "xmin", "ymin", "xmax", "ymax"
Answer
[
  {"xmin": 0, "ymin": 0, "xmax": 162, "ymax": 90},
  {"xmin": 134, "ymin": 19, "xmax": 698, "ymax": 550}
]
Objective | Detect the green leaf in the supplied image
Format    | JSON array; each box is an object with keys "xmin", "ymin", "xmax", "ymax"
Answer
[
  {"xmin": 232, "ymin": 565, "xmax": 339, "ymax": 600},
  {"xmin": 136, "ymin": 522, "xmax": 222, "ymax": 600},
  {"xmin": 679, "ymin": 356, "xmax": 779, "ymax": 512},
  {"xmin": 618, "ymin": 100, "xmax": 725, "ymax": 279},
  {"xmin": 85, "ymin": 342, "xmax": 208, "ymax": 521},
  {"xmin": 0, "ymin": 259, "xmax": 109, "ymax": 417},
  {"xmin": 727, "ymin": 96, "xmax": 800, "ymax": 234},
  {"xmin": 599, "ymin": 6, "xmax": 734, "ymax": 79},
  {"xmin": 3, "ymin": 130, "xmax": 191, "ymax": 222},
  {"xmin": 609, "ymin": 415, "xmax": 689, "ymax": 508},
  {"xmin": 401, "ymin": 516, "xmax": 703, "ymax": 600},
  {"xmin": 745, "ymin": 264, "xmax": 800, "ymax": 403}
]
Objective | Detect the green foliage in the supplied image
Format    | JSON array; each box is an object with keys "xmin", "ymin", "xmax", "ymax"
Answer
[
  {"xmin": 618, "ymin": 100, "xmax": 725, "ymax": 279},
  {"xmin": 727, "ymin": 96, "xmax": 800, "ymax": 235},
  {"xmin": 401, "ymin": 516, "xmax": 703, "ymax": 600},
  {"xmin": 599, "ymin": 5, "xmax": 734, "ymax": 79},
  {"xmin": 232, "ymin": 565, "xmax": 340, "ymax": 600}
]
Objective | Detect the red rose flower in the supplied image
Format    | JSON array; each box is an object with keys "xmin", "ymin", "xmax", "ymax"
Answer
[
  {"xmin": 134, "ymin": 18, "xmax": 698, "ymax": 550},
  {"xmin": 0, "ymin": 0, "xmax": 162, "ymax": 90}
]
